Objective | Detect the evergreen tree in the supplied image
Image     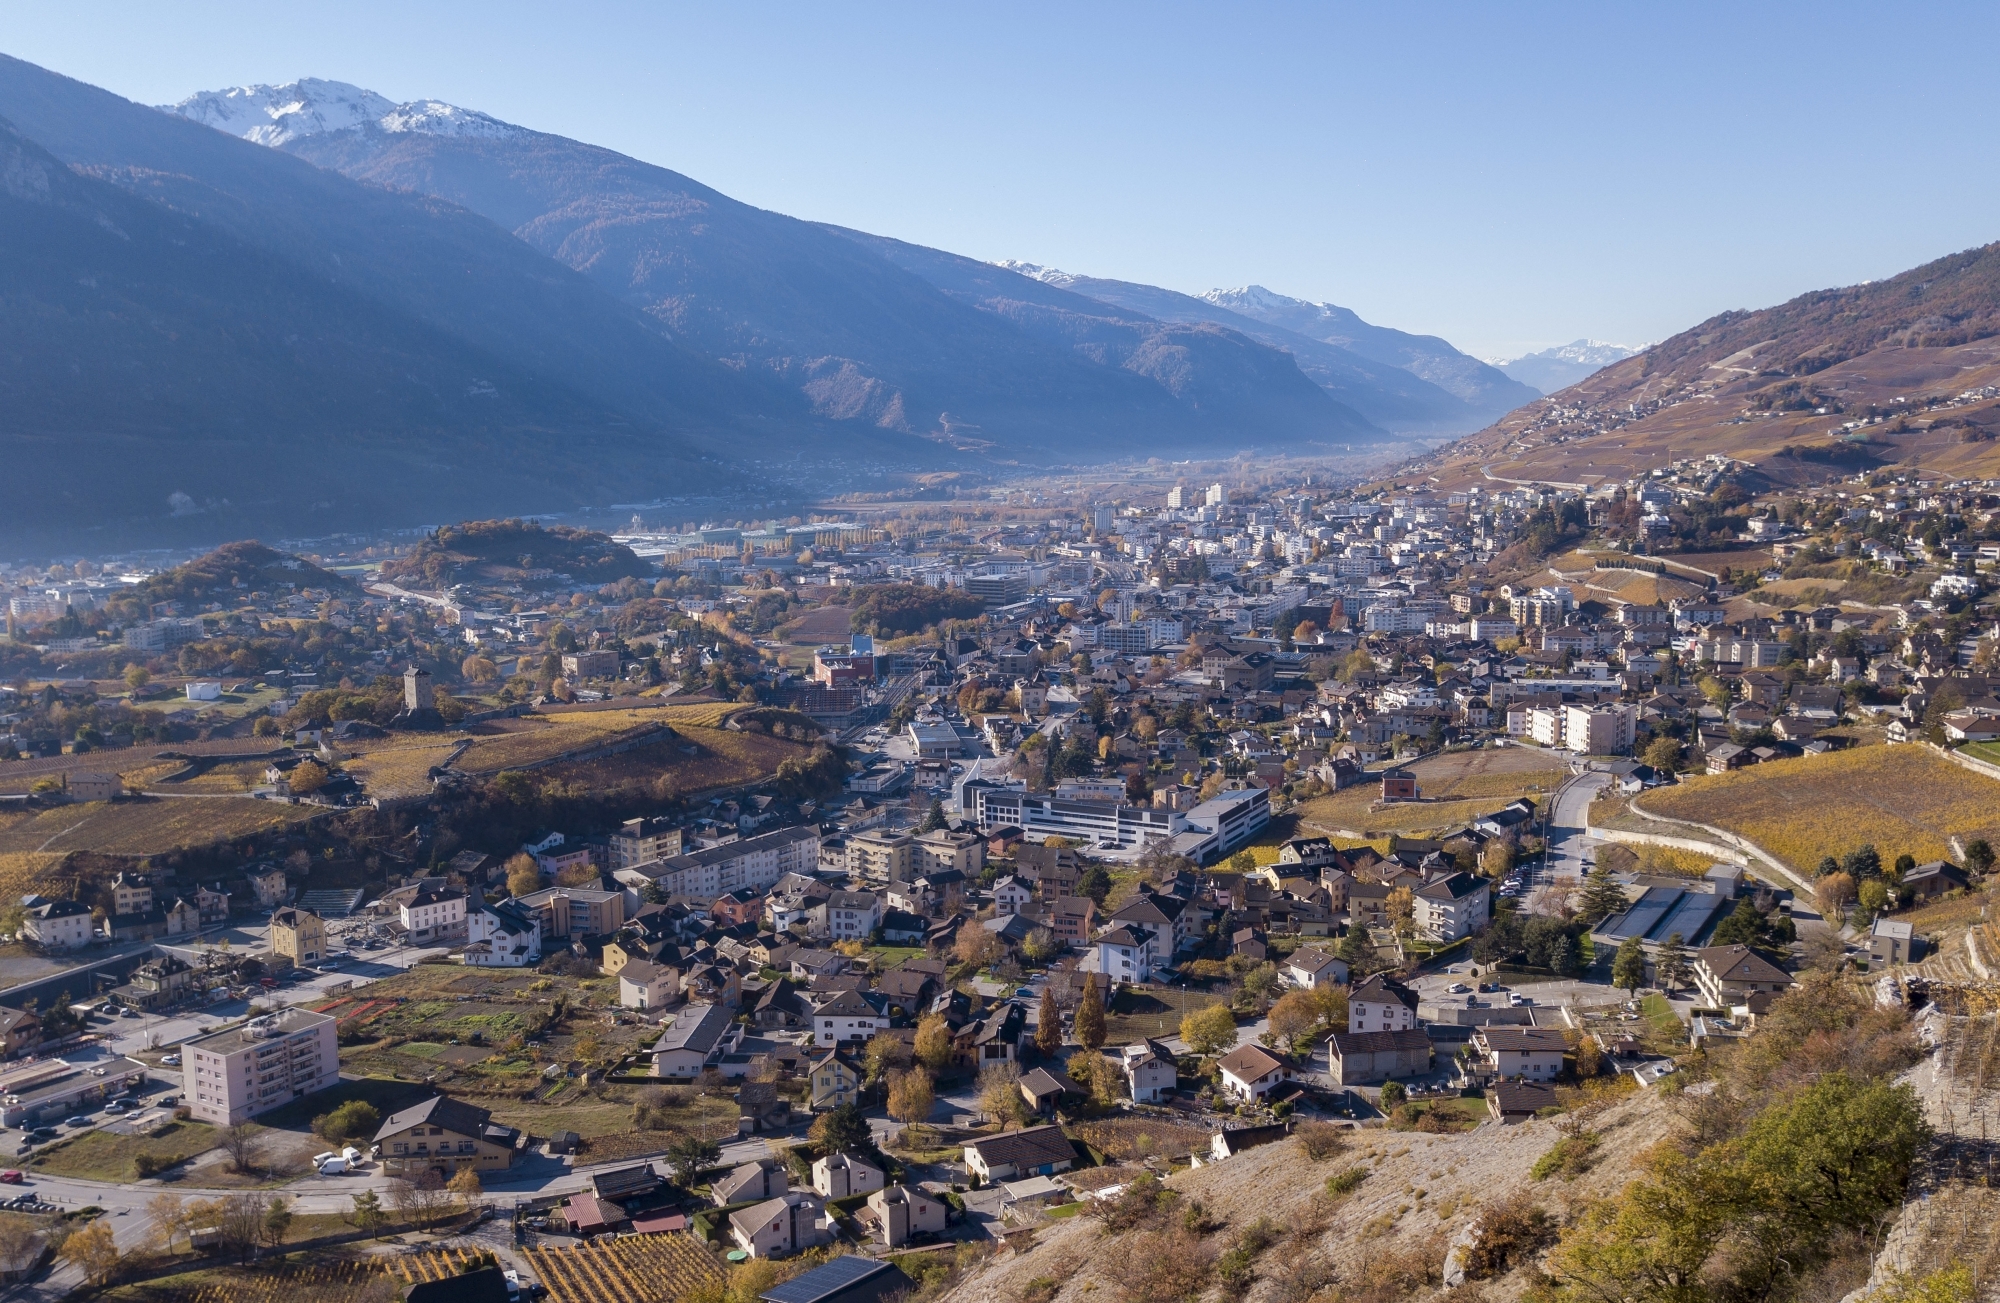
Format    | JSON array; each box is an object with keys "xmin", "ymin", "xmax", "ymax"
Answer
[
  {"xmin": 1577, "ymin": 864, "xmax": 1630, "ymax": 924},
  {"xmin": 1074, "ymin": 976, "xmax": 1107, "ymax": 1050},
  {"xmin": 1612, "ymin": 936, "xmax": 1647, "ymax": 994},
  {"xmin": 1339, "ymin": 921, "xmax": 1371, "ymax": 965},
  {"xmin": 1655, "ymin": 933, "xmax": 1690, "ymax": 993},
  {"xmin": 919, "ymin": 798, "xmax": 946, "ymax": 834},
  {"xmin": 1549, "ymin": 934, "xmax": 1579, "ymax": 977}
]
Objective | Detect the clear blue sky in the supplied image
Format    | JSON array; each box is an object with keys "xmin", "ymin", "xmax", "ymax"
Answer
[{"xmin": 6, "ymin": 2, "xmax": 1998, "ymax": 359}]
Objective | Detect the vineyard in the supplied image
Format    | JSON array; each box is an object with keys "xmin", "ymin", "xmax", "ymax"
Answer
[
  {"xmin": 524, "ymin": 1232, "xmax": 724, "ymax": 1303},
  {"xmin": 340, "ymin": 740, "xmax": 463, "ymax": 800},
  {"xmin": 1637, "ymin": 744, "xmax": 2000, "ymax": 874},
  {"xmin": 0, "ymin": 796, "xmax": 321, "ymax": 856},
  {"xmin": 114, "ymin": 1248, "xmax": 494, "ymax": 1303}
]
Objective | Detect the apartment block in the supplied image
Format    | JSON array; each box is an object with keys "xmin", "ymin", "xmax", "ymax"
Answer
[
  {"xmin": 183, "ymin": 1008, "xmax": 339, "ymax": 1126},
  {"xmin": 613, "ymin": 825, "xmax": 819, "ymax": 905}
]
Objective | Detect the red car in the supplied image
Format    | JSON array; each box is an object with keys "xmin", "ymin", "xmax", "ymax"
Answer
[{"xmin": 0, "ymin": 1171, "xmax": 23, "ymax": 1184}]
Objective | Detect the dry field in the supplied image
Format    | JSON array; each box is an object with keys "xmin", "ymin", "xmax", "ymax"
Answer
[
  {"xmin": 542, "ymin": 725, "xmax": 809, "ymax": 796},
  {"xmin": 1638, "ymin": 744, "xmax": 2000, "ymax": 875},
  {"xmin": 779, "ymin": 605, "xmax": 855, "ymax": 644},
  {"xmin": 1298, "ymin": 749, "xmax": 1562, "ymax": 837},
  {"xmin": 0, "ymin": 796, "xmax": 321, "ymax": 857},
  {"xmin": 1074, "ymin": 1117, "xmax": 1214, "ymax": 1161}
]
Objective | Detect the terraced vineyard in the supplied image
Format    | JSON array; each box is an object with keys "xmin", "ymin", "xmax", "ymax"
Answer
[
  {"xmin": 1637, "ymin": 743, "xmax": 2000, "ymax": 874},
  {"xmin": 0, "ymin": 795, "xmax": 321, "ymax": 856},
  {"xmin": 524, "ymin": 1233, "xmax": 724, "ymax": 1303}
]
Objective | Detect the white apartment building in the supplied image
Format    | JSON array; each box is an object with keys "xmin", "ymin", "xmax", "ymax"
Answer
[
  {"xmin": 183, "ymin": 1008, "xmax": 339, "ymax": 1126},
  {"xmin": 615, "ymin": 825, "xmax": 819, "ymax": 905},
  {"xmin": 1562, "ymin": 702, "xmax": 1637, "ymax": 755},
  {"xmin": 400, "ymin": 887, "xmax": 468, "ymax": 944}
]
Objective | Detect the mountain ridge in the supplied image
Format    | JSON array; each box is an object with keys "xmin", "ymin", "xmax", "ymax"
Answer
[{"xmin": 1411, "ymin": 241, "xmax": 2000, "ymax": 490}]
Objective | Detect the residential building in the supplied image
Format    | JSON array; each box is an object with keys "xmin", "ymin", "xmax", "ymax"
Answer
[
  {"xmin": 269, "ymin": 906, "xmax": 326, "ymax": 968},
  {"xmin": 618, "ymin": 826, "xmax": 819, "ymax": 904},
  {"xmin": 400, "ymin": 888, "xmax": 468, "ymax": 945},
  {"xmin": 1692, "ymin": 944, "xmax": 1795, "ymax": 1008},
  {"xmin": 1120, "ymin": 1039, "xmax": 1178, "ymax": 1103},
  {"xmin": 757, "ymin": 1256, "xmax": 912, "ymax": 1303},
  {"xmin": 812, "ymin": 988, "xmax": 888, "ymax": 1047},
  {"xmin": 847, "ymin": 830, "xmax": 914, "ymax": 883},
  {"xmin": 1869, "ymin": 918, "xmax": 1919, "ymax": 966},
  {"xmin": 715, "ymin": 1159, "xmax": 789, "ymax": 1206},
  {"xmin": 813, "ymin": 1152, "xmax": 886, "ymax": 1199},
  {"xmin": 1488, "ymin": 1081, "xmax": 1561, "ymax": 1123},
  {"xmin": 183, "ymin": 1008, "xmax": 339, "ymax": 1126},
  {"xmin": 809, "ymin": 1051, "xmax": 859, "ymax": 1110},
  {"xmin": 1215, "ymin": 1043, "xmax": 1294, "ymax": 1101},
  {"xmin": 22, "ymin": 901, "xmax": 91, "ymax": 951},
  {"xmin": 914, "ymin": 829, "xmax": 985, "ymax": 877},
  {"xmin": 1284, "ymin": 947, "xmax": 1349, "ymax": 989},
  {"xmin": 517, "ymin": 885, "xmax": 626, "ymax": 940},
  {"xmin": 729, "ymin": 1192, "xmax": 830, "ymax": 1259},
  {"xmin": 1349, "ymin": 973, "xmax": 1418, "ymax": 1033},
  {"xmin": 1473, "ymin": 1026, "xmax": 1568, "ymax": 1081},
  {"xmin": 651, "ymin": 1002, "xmax": 743, "ymax": 1079},
  {"xmin": 824, "ymin": 891, "xmax": 882, "ymax": 942},
  {"xmin": 1562, "ymin": 702, "xmax": 1637, "ymax": 754},
  {"xmin": 963, "ymin": 1125, "xmax": 1076, "ymax": 1182},
  {"xmin": 1047, "ymin": 896, "xmax": 1096, "ymax": 949},
  {"xmin": 618, "ymin": 960, "xmax": 681, "ymax": 1011},
  {"xmin": 1092, "ymin": 925, "xmax": 1158, "ymax": 984},
  {"xmin": 463, "ymin": 898, "xmax": 542, "ymax": 967},
  {"xmin": 372, "ymin": 1094, "xmax": 524, "ymax": 1179},
  {"xmin": 610, "ymin": 817, "xmax": 684, "ymax": 871},
  {"xmin": 0, "ymin": 1007, "xmax": 40, "ymax": 1058},
  {"xmin": 1326, "ymin": 1029, "xmax": 1431, "ymax": 1085},
  {"xmin": 110, "ymin": 872, "xmax": 153, "ymax": 916},
  {"xmin": 1413, "ymin": 872, "xmax": 1492, "ymax": 941},
  {"xmin": 863, "ymin": 1185, "xmax": 947, "ymax": 1248}
]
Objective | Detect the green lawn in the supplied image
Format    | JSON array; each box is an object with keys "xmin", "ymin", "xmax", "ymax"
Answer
[
  {"xmin": 866, "ymin": 946, "xmax": 925, "ymax": 968},
  {"xmin": 1961, "ymin": 742, "xmax": 2000, "ymax": 766},
  {"xmin": 1640, "ymin": 994, "xmax": 1686, "ymax": 1047},
  {"xmin": 1103, "ymin": 987, "xmax": 1224, "ymax": 1043}
]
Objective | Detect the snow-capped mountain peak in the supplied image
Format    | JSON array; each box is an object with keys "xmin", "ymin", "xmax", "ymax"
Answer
[
  {"xmin": 1203, "ymin": 284, "xmax": 1315, "ymax": 314},
  {"xmin": 162, "ymin": 78, "xmax": 522, "ymax": 147},
  {"xmin": 995, "ymin": 260, "xmax": 1079, "ymax": 287}
]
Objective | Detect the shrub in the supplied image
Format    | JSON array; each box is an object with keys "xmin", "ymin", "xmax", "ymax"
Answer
[
  {"xmin": 1530, "ymin": 1134, "xmax": 1601, "ymax": 1181},
  {"xmin": 1020, "ymin": 1279, "xmax": 1060, "ymax": 1303},
  {"xmin": 310, "ymin": 1099, "xmax": 381, "ymax": 1145},
  {"xmin": 1379, "ymin": 1081, "xmax": 1407, "ymax": 1109},
  {"xmin": 1295, "ymin": 1119, "xmax": 1348, "ymax": 1161},
  {"xmin": 134, "ymin": 1154, "xmax": 164, "ymax": 1178},
  {"xmin": 1461, "ymin": 1196, "xmax": 1556, "ymax": 1280},
  {"xmin": 1089, "ymin": 1173, "xmax": 1177, "ymax": 1234},
  {"xmin": 1216, "ymin": 1217, "xmax": 1282, "ymax": 1289},
  {"xmin": 1325, "ymin": 1166, "xmax": 1370, "ymax": 1197}
]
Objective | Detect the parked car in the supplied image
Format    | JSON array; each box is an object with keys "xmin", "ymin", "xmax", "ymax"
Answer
[
  {"xmin": 316, "ymin": 1158, "xmax": 350, "ymax": 1176},
  {"xmin": 1446, "ymin": 983, "xmax": 1469, "ymax": 994},
  {"xmin": 104, "ymin": 1101, "xmax": 127, "ymax": 1114},
  {"xmin": 158, "ymin": 1095, "xmax": 177, "ymax": 1107},
  {"xmin": 160, "ymin": 1054, "xmax": 180, "ymax": 1066}
]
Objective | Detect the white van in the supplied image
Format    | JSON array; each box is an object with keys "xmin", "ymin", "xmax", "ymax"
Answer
[{"xmin": 317, "ymin": 1158, "xmax": 350, "ymax": 1176}]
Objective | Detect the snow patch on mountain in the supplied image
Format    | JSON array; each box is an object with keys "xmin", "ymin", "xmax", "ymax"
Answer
[
  {"xmin": 163, "ymin": 78, "xmax": 522, "ymax": 147},
  {"xmin": 994, "ymin": 260, "xmax": 1078, "ymax": 287}
]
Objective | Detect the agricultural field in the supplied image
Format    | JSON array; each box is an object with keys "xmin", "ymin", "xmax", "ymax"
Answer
[
  {"xmin": 524, "ymin": 1233, "xmax": 724, "ymax": 1303},
  {"xmin": 1595, "ymin": 842, "xmax": 1714, "ymax": 878},
  {"xmin": 103, "ymin": 1248, "xmax": 492, "ymax": 1303},
  {"xmin": 0, "ymin": 849, "xmax": 64, "ymax": 904},
  {"xmin": 1073, "ymin": 1117, "xmax": 1214, "ymax": 1161},
  {"xmin": 0, "ymin": 795, "xmax": 321, "ymax": 856},
  {"xmin": 339, "ymin": 739, "xmax": 464, "ymax": 801},
  {"xmin": 1637, "ymin": 744, "xmax": 2000, "ymax": 875}
]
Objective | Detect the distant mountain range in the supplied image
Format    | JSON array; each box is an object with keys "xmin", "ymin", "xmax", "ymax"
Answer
[
  {"xmin": 1418, "ymin": 244, "xmax": 2000, "ymax": 490},
  {"xmin": 1490, "ymin": 339, "xmax": 1640, "ymax": 395},
  {"xmin": 0, "ymin": 57, "xmax": 1535, "ymax": 548}
]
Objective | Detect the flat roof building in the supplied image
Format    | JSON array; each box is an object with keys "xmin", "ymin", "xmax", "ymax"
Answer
[{"xmin": 183, "ymin": 1007, "xmax": 339, "ymax": 1127}]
